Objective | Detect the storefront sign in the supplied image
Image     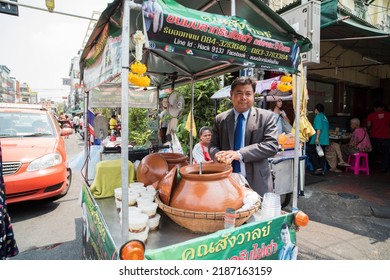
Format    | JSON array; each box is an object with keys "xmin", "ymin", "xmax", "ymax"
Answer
[
  {"xmin": 89, "ymin": 83, "xmax": 158, "ymax": 109},
  {"xmin": 83, "ymin": 19, "xmax": 123, "ymax": 91}
]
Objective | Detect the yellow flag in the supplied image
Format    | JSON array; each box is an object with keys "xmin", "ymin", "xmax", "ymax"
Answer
[{"xmin": 185, "ymin": 111, "xmax": 197, "ymax": 138}]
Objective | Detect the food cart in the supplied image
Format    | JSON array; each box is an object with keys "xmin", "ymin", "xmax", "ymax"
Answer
[{"xmin": 79, "ymin": 0, "xmax": 312, "ymax": 260}]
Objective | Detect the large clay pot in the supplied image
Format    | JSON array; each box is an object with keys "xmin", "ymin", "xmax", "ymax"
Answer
[
  {"xmin": 156, "ymin": 152, "xmax": 188, "ymax": 170},
  {"xmin": 169, "ymin": 163, "xmax": 244, "ymax": 212},
  {"xmin": 136, "ymin": 154, "xmax": 169, "ymax": 186}
]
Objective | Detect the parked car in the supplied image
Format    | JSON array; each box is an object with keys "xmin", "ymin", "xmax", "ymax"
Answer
[{"xmin": 0, "ymin": 103, "xmax": 73, "ymax": 204}]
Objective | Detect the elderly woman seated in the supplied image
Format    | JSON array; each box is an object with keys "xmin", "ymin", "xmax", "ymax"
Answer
[{"xmin": 326, "ymin": 118, "xmax": 372, "ymax": 173}]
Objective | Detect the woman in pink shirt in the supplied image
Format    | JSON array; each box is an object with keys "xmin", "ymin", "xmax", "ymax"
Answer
[
  {"xmin": 326, "ymin": 118, "xmax": 371, "ymax": 173},
  {"xmin": 341, "ymin": 118, "xmax": 372, "ymax": 158}
]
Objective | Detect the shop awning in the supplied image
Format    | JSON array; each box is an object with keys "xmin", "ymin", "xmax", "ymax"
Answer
[
  {"xmin": 320, "ymin": 0, "xmax": 390, "ymax": 65},
  {"xmin": 278, "ymin": 0, "xmax": 390, "ymax": 65},
  {"xmin": 80, "ymin": 0, "xmax": 312, "ymax": 91}
]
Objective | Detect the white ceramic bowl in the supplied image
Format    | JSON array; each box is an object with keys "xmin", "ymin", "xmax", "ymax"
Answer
[
  {"xmin": 119, "ymin": 206, "xmax": 142, "ymax": 221},
  {"xmin": 115, "ymin": 187, "xmax": 138, "ymax": 201},
  {"xmin": 146, "ymin": 185, "xmax": 157, "ymax": 194},
  {"xmin": 130, "ymin": 181, "xmax": 145, "ymax": 188},
  {"xmin": 129, "ymin": 182, "xmax": 145, "ymax": 190},
  {"xmin": 138, "ymin": 202, "xmax": 158, "ymax": 217},
  {"xmin": 136, "ymin": 196, "xmax": 152, "ymax": 207},
  {"xmin": 128, "ymin": 192, "xmax": 139, "ymax": 206},
  {"xmin": 140, "ymin": 192, "xmax": 156, "ymax": 202},
  {"xmin": 134, "ymin": 187, "xmax": 147, "ymax": 196},
  {"xmin": 128, "ymin": 213, "xmax": 149, "ymax": 232},
  {"xmin": 147, "ymin": 213, "xmax": 161, "ymax": 230},
  {"xmin": 114, "ymin": 187, "xmax": 122, "ymax": 200},
  {"xmin": 128, "ymin": 226, "xmax": 149, "ymax": 243},
  {"xmin": 115, "ymin": 198, "xmax": 122, "ymax": 210}
]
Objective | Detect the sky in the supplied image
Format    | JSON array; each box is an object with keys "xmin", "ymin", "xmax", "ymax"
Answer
[{"xmin": 0, "ymin": 0, "xmax": 112, "ymax": 102}]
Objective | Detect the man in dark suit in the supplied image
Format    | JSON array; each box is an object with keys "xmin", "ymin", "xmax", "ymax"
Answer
[{"xmin": 209, "ymin": 77, "xmax": 279, "ymax": 197}]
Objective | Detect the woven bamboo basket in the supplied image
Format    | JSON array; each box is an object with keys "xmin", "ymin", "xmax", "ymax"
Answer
[{"xmin": 156, "ymin": 195, "xmax": 261, "ymax": 233}]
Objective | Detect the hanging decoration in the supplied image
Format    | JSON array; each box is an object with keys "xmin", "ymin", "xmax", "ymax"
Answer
[
  {"xmin": 128, "ymin": 31, "xmax": 151, "ymax": 88},
  {"xmin": 277, "ymin": 75, "xmax": 293, "ymax": 92}
]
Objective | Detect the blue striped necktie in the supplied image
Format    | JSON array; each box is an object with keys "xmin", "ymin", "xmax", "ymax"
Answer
[{"xmin": 233, "ymin": 113, "xmax": 244, "ymax": 173}]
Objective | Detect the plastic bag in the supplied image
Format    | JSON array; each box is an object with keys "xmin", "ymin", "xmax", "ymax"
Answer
[
  {"xmin": 171, "ymin": 132, "xmax": 184, "ymax": 154},
  {"xmin": 316, "ymin": 144, "xmax": 324, "ymax": 157}
]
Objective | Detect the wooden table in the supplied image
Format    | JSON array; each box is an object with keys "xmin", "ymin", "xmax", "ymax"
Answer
[{"xmin": 329, "ymin": 134, "xmax": 351, "ymax": 144}]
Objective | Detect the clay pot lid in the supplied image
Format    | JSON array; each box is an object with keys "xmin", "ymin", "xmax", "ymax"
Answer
[
  {"xmin": 157, "ymin": 166, "xmax": 177, "ymax": 206},
  {"xmin": 136, "ymin": 153, "xmax": 168, "ymax": 186},
  {"xmin": 157, "ymin": 152, "xmax": 188, "ymax": 162}
]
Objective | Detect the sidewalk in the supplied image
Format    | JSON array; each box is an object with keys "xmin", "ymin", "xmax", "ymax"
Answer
[{"xmin": 294, "ymin": 168, "xmax": 390, "ymax": 259}]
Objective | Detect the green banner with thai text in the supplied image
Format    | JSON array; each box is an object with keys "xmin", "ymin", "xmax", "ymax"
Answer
[
  {"xmin": 144, "ymin": 0, "xmax": 301, "ymax": 73},
  {"xmin": 81, "ymin": 183, "xmax": 119, "ymax": 260},
  {"xmin": 145, "ymin": 213, "xmax": 297, "ymax": 260}
]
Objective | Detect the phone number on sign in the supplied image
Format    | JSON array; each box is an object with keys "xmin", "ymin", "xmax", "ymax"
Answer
[
  {"xmin": 218, "ymin": 39, "xmax": 247, "ymax": 52},
  {"xmin": 251, "ymin": 47, "xmax": 289, "ymax": 60}
]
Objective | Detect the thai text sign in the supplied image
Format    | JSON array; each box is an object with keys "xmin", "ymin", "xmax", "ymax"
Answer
[
  {"xmin": 145, "ymin": 213, "xmax": 297, "ymax": 260},
  {"xmin": 81, "ymin": 184, "xmax": 118, "ymax": 260},
  {"xmin": 145, "ymin": 0, "xmax": 300, "ymax": 73}
]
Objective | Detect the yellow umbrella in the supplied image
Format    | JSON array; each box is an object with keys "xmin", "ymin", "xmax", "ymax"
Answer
[
  {"xmin": 185, "ymin": 110, "xmax": 197, "ymax": 138},
  {"xmin": 291, "ymin": 62, "xmax": 315, "ymax": 142}
]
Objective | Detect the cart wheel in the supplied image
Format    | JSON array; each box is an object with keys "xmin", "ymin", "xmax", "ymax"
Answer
[{"xmin": 281, "ymin": 193, "xmax": 292, "ymax": 208}]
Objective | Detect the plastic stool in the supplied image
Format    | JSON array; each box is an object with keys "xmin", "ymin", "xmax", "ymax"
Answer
[{"xmin": 346, "ymin": 152, "xmax": 369, "ymax": 175}]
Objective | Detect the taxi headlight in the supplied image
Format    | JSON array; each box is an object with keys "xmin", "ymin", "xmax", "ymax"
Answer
[{"xmin": 27, "ymin": 153, "xmax": 63, "ymax": 171}]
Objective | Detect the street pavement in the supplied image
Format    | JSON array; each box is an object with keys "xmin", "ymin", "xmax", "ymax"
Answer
[
  {"xmin": 9, "ymin": 132, "xmax": 85, "ymax": 260},
  {"xmin": 294, "ymin": 168, "xmax": 390, "ymax": 260}
]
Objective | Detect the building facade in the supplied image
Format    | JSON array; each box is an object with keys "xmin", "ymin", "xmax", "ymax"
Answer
[
  {"xmin": 275, "ymin": 0, "xmax": 390, "ymax": 129},
  {"xmin": 0, "ymin": 65, "xmax": 16, "ymax": 103}
]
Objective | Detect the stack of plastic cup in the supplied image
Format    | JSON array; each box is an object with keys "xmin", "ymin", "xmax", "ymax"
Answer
[{"xmin": 260, "ymin": 192, "xmax": 281, "ymax": 220}]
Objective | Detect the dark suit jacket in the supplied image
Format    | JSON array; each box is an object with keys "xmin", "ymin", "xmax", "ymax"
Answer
[{"xmin": 209, "ymin": 107, "xmax": 279, "ymax": 196}]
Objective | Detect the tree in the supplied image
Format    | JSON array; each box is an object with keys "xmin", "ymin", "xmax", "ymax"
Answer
[
  {"xmin": 107, "ymin": 74, "xmax": 235, "ymax": 153},
  {"xmin": 172, "ymin": 75, "xmax": 234, "ymax": 154},
  {"xmin": 128, "ymin": 108, "xmax": 152, "ymax": 146}
]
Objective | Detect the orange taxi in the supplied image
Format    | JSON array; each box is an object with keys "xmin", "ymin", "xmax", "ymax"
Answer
[{"xmin": 0, "ymin": 103, "xmax": 73, "ymax": 204}]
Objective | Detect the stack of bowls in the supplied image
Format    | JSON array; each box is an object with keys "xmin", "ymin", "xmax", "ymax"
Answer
[
  {"xmin": 146, "ymin": 185, "xmax": 157, "ymax": 193},
  {"xmin": 260, "ymin": 192, "xmax": 281, "ymax": 221},
  {"xmin": 130, "ymin": 182, "xmax": 145, "ymax": 189},
  {"xmin": 114, "ymin": 187, "xmax": 139, "ymax": 210},
  {"xmin": 129, "ymin": 182, "xmax": 147, "ymax": 196},
  {"xmin": 114, "ymin": 187, "xmax": 123, "ymax": 210},
  {"xmin": 127, "ymin": 191, "xmax": 139, "ymax": 206},
  {"xmin": 119, "ymin": 206, "xmax": 142, "ymax": 224},
  {"xmin": 138, "ymin": 202, "xmax": 158, "ymax": 218},
  {"xmin": 147, "ymin": 213, "xmax": 161, "ymax": 230},
  {"xmin": 139, "ymin": 187, "xmax": 160, "ymax": 230},
  {"xmin": 144, "ymin": 185, "xmax": 157, "ymax": 201}
]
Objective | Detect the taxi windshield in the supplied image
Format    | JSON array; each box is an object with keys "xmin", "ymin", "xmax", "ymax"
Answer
[{"xmin": 0, "ymin": 112, "xmax": 55, "ymax": 138}]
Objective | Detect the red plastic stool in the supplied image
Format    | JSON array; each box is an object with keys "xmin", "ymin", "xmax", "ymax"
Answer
[{"xmin": 346, "ymin": 152, "xmax": 369, "ymax": 175}]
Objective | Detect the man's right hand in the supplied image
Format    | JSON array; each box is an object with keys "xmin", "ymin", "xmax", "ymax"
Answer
[{"xmin": 215, "ymin": 150, "xmax": 240, "ymax": 165}]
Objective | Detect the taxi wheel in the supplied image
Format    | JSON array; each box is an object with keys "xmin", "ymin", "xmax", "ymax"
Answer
[
  {"xmin": 45, "ymin": 168, "xmax": 72, "ymax": 202},
  {"xmin": 65, "ymin": 168, "xmax": 72, "ymax": 193}
]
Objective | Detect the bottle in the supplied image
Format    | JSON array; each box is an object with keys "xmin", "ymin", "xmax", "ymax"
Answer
[{"xmin": 224, "ymin": 208, "xmax": 236, "ymax": 229}]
